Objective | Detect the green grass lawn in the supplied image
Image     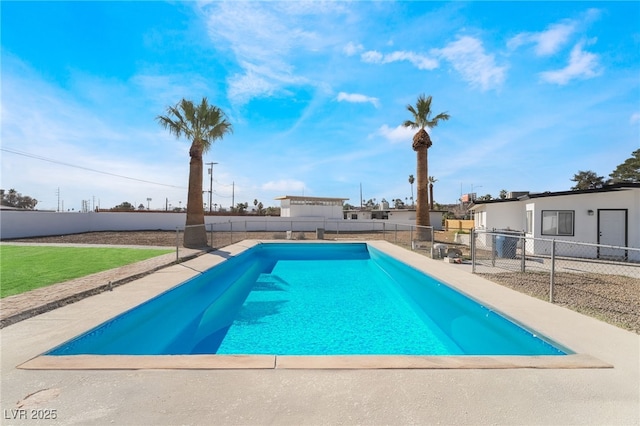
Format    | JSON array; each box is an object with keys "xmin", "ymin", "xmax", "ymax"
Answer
[{"xmin": 0, "ymin": 245, "xmax": 173, "ymax": 298}]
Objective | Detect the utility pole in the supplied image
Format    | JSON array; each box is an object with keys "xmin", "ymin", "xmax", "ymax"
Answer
[
  {"xmin": 56, "ymin": 187, "xmax": 60, "ymax": 212},
  {"xmin": 205, "ymin": 162, "xmax": 217, "ymax": 213},
  {"xmin": 232, "ymin": 181, "xmax": 235, "ymax": 210}
]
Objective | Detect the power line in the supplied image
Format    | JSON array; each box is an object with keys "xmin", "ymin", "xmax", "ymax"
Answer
[{"xmin": 1, "ymin": 147, "xmax": 187, "ymax": 189}]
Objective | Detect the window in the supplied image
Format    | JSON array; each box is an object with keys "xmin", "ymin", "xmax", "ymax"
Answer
[
  {"xmin": 475, "ymin": 211, "xmax": 486, "ymax": 229},
  {"xmin": 525, "ymin": 210, "xmax": 533, "ymax": 234},
  {"xmin": 541, "ymin": 210, "xmax": 574, "ymax": 236}
]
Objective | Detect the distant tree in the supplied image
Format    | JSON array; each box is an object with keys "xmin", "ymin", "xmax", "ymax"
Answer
[
  {"xmin": 3, "ymin": 189, "xmax": 17, "ymax": 206},
  {"xmin": 571, "ymin": 170, "xmax": 606, "ymax": 190},
  {"xmin": 253, "ymin": 201, "xmax": 264, "ymax": 215},
  {"xmin": 408, "ymin": 175, "xmax": 415, "ymax": 207},
  {"xmin": 0, "ymin": 188, "xmax": 38, "ymax": 209},
  {"xmin": 233, "ymin": 202, "xmax": 248, "ymax": 214},
  {"xmin": 442, "ymin": 211, "xmax": 456, "ymax": 221},
  {"xmin": 157, "ymin": 97, "xmax": 232, "ymax": 248},
  {"xmin": 477, "ymin": 194, "xmax": 493, "ymax": 201},
  {"xmin": 343, "ymin": 203, "xmax": 356, "ymax": 210},
  {"xmin": 112, "ymin": 201, "xmax": 135, "ymax": 211},
  {"xmin": 265, "ymin": 206, "xmax": 280, "ymax": 216},
  {"xmin": 609, "ymin": 149, "xmax": 640, "ymax": 183},
  {"xmin": 363, "ymin": 198, "xmax": 379, "ymax": 209},
  {"xmin": 428, "ymin": 176, "xmax": 437, "ymax": 210},
  {"xmin": 393, "ymin": 198, "xmax": 406, "ymax": 209},
  {"xmin": 402, "ymin": 94, "xmax": 450, "ymax": 237},
  {"xmin": 137, "ymin": 204, "xmax": 145, "ymax": 210},
  {"xmin": 499, "ymin": 189, "xmax": 508, "ymax": 199},
  {"xmin": 16, "ymin": 196, "xmax": 38, "ymax": 209}
]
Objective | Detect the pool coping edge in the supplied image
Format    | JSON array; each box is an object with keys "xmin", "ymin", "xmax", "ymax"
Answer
[{"xmin": 18, "ymin": 353, "xmax": 611, "ymax": 370}]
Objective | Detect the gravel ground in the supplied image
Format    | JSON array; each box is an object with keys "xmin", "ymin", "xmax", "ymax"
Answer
[
  {"xmin": 478, "ymin": 272, "xmax": 639, "ymax": 334},
  {"xmin": 6, "ymin": 230, "xmax": 638, "ymax": 334}
]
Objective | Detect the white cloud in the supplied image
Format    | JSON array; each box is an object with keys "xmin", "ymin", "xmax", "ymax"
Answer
[
  {"xmin": 261, "ymin": 179, "xmax": 306, "ymax": 193},
  {"xmin": 533, "ymin": 22, "xmax": 576, "ymax": 56},
  {"xmin": 507, "ymin": 9, "xmax": 601, "ymax": 56},
  {"xmin": 630, "ymin": 112, "xmax": 640, "ymax": 125},
  {"xmin": 539, "ymin": 41, "xmax": 601, "ymax": 85},
  {"xmin": 227, "ymin": 69, "xmax": 279, "ymax": 105},
  {"xmin": 376, "ymin": 124, "xmax": 414, "ymax": 144},
  {"xmin": 343, "ymin": 42, "xmax": 363, "ymax": 56},
  {"xmin": 434, "ymin": 36, "xmax": 506, "ymax": 91},
  {"xmin": 361, "ymin": 50, "xmax": 438, "ymax": 70},
  {"xmin": 200, "ymin": 2, "xmax": 347, "ymax": 106},
  {"xmin": 336, "ymin": 92, "xmax": 380, "ymax": 108},
  {"xmin": 508, "ymin": 22, "xmax": 576, "ymax": 56},
  {"xmin": 361, "ymin": 50, "xmax": 384, "ymax": 63}
]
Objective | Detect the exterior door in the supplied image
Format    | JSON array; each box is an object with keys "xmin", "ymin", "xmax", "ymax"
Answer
[{"xmin": 598, "ymin": 209, "xmax": 627, "ymax": 259}]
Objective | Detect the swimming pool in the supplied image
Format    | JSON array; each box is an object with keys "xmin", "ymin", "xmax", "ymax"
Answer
[{"xmin": 46, "ymin": 242, "xmax": 566, "ymax": 357}]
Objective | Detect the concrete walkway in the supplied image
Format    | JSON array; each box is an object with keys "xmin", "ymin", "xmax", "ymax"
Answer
[{"xmin": 1, "ymin": 240, "xmax": 638, "ymax": 425}]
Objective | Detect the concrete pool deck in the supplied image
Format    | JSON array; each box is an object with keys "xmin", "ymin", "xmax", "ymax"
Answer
[{"xmin": 1, "ymin": 240, "xmax": 638, "ymax": 424}]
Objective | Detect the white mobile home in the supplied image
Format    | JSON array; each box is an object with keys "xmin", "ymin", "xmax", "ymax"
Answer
[{"xmin": 471, "ymin": 183, "xmax": 640, "ymax": 260}]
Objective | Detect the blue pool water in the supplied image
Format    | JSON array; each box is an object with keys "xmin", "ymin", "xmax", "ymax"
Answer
[{"xmin": 48, "ymin": 243, "xmax": 566, "ymax": 356}]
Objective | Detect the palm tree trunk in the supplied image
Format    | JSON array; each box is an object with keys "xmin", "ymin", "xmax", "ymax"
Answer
[
  {"xmin": 416, "ymin": 147, "xmax": 431, "ymax": 240},
  {"xmin": 184, "ymin": 151, "xmax": 208, "ymax": 248},
  {"xmin": 411, "ymin": 184, "xmax": 414, "ymax": 207},
  {"xmin": 429, "ymin": 183, "xmax": 434, "ymax": 210}
]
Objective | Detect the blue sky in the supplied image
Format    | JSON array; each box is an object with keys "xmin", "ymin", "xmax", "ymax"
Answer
[{"xmin": 2, "ymin": 1, "xmax": 639, "ymax": 212}]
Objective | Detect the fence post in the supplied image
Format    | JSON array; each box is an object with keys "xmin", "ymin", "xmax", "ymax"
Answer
[
  {"xmin": 175, "ymin": 227, "xmax": 180, "ymax": 262},
  {"xmin": 394, "ymin": 223, "xmax": 397, "ymax": 244},
  {"xmin": 550, "ymin": 239, "xmax": 556, "ymax": 303},
  {"xmin": 410, "ymin": 226, "xmax": 413, "ymax": 250},
  {"xmin": 520, "ymin": 234, "xmax": 526, "ymax": 272},
  {"xmin": 491, "ymin": 233, "xmax": 496, "ymax": 267},
  {"xmin": 382, "ymin": 222, "xmax": 386, "ymax": 241},
  {"xmin": 471, "ymin": 228, "xmax": 476, "ymax": 273},
  {"xmin": 209, "ymin": 223, "xmax": 213, "ymax": 248},
  {"xmin": 430, "ymin": 226, "xmax": 433, "ymax": 245}
]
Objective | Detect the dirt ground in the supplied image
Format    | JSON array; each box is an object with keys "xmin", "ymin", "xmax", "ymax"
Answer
[
  {"xmin": 479, "ymin": 271, "xmax": 639, "ymax": 334},
  {"xmin": 6, "ymin": 230, "xmax": 637, "ymax": 333}
]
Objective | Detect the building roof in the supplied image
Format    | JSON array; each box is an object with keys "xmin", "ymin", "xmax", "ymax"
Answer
[{"xmin": 470, "ymin": 182, "xmax": 640, "ymax": 209}]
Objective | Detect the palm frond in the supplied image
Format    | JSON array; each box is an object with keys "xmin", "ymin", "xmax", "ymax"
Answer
[
  {"xmin": 157, "ymin": 97, "xmax": 232, "ymax": 154},
  {"xmin": 403, "ymin": 119, "xmax": 418, "ymax": 129}
]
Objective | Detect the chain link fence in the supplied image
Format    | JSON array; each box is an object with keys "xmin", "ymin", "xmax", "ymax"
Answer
[
  {"xmin": 186, "ymin": 220, "xmax": 437, "ymax": 257},
  {"xmin": 469, "ymin": 230, "xmax": 640, "ymax": 332}
]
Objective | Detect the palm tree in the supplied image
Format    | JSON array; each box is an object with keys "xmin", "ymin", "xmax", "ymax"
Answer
[
  {"xmin": 157, "ymin": 98, "xmax": 232, "ymax": 248},
  {"xmin": 428, "ymin": 176, "xmax": 437, "ymax": 210},
  {"xmin": 408, "ymin": 174, "xmax": 415, "ymax": 207},
  {"xmin": 403, "ymin": 94, "xmax": 449, "ymax": 239}
]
